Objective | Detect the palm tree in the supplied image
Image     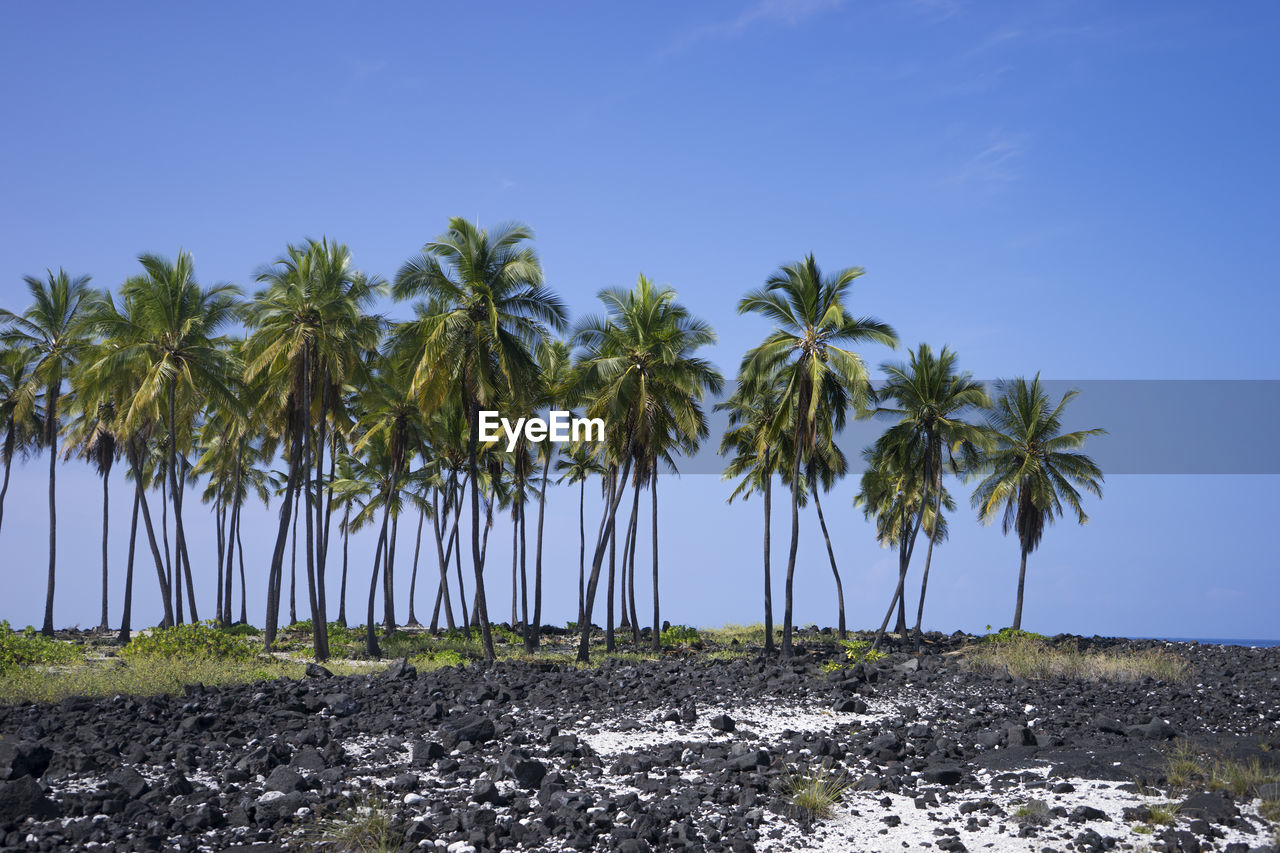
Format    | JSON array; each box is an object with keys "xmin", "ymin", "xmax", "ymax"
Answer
[
  {"xmin": 245, "ymin": 238, "xmax": 383, "ymax": 659},
  {"xmin": 971, "ymin": 376, "xmax": 1105, "ymax": 630},
  {"xmin": 527, "ymin": 338, "xmax": 575, "ymax": 650},
  {"xmin": 875, "ymin": 344, "xmax": 988, "ymax": 649},
  {"xmin": 62, "ymin": 396, "xmax": 119, "ymax": 630},
  {"xmin": 572, "ymin": 275, "xmax": 721, "ymax": 658},
  {"xmin": 393, "ymin": 218, "xmax": 566, "ymax": 661},
  {"xmin": 94, "ymin": 252, "xmax": 241, "ymax": 627},
  {"xmin": 0, "ymin": 347, "xmax": 42, "ymax": 539},
  {"xmin": 737, "ymin": 255, "xmax": 897, "ymax": 657},
  {"xmin": 717, "ymin": 373, "xmax": 789, "ymax": 655},
  {"xmin": 1, "ymin": 270, "xmax": 94, "ymax": 635}
]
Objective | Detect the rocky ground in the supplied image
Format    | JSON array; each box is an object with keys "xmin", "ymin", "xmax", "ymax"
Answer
[{"xmin": 1, "ymin": 632, "xmax": 1278, "ymax": 852}]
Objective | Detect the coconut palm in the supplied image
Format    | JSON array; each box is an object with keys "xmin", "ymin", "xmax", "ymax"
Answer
[
  {"xmin": 971, "ymin": 376, "xmax": 1105, "ymax": 630},
  {"xmin": 93, "ymin": 252, "xmax": 241, "ymax": 627},
  {"xmin": 527, "ymin": 338, "xmax": 575, "ymax": 650},
  {"xmin": 245, "ymin": 238, "xmax": 384, "ymax": 658},
  {"xmin": 1, "ymin": 270, "xmax": 94, "ymax": 635},
  {"xmin": 393, "ymin": 218, "xmax": 566, "ymax": 661},
  {"xmin": 737, "ymin": 255, "xmax": 897, "ymax": 657},
  {"xmin": 0, "ymin": 347, "xmax": 42, "ymax": 539},
  {"xmin": 572, "ymin": 275, "xmax": 721, "ymax": 658},
  {"xmin": 875, "ymin": 344, "xmax": 989, "ymax": 649}
]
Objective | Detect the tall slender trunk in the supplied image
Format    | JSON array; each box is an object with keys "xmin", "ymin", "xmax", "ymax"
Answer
[
  {"xmin": 510, "ymin": 504, "xmax": 519, "ymax": 627},
  {"xmin": 576, "ymin": 453, "xmax": 634, "ymax": 663},
  {"xmin": 128, "ymin": 442, "xmax": 174, "ymax": 628},
  {"xmin": 265, "ymin": 428, "xmax": 302, "ymax": 648},
  {"xmin": 1013, "ymin": 547, "xmax": 1028, "ymax": 630},
  {"xmin": 237, "ymin": 519, "xmax": 247, "ymax": 624},
  {"xmin": 168, "ymin": 384, "xmax": 198, "ymax": 624},
  {"xmin": 650, "ymin": 465, "xmax": 661, "ymax": 652},
  {"xmin": 119, "ymin": 487, "xmax": 140, "ymax": 644},
  {"xmin": 41, "ymin": 384, "xmax": 59, "ymax": 636},
  {"xmin": 762, "ymin": 454, "xmax": 775, "ymax": 655},
  {"xmin": 450, "ymin": 471, "xmax": 469, "ymax": 632},
  {"xmin": 214, "ymin": 499, "xmax": 225, "ymax": 626},
  {"xmin": 913, "ymin": 451, "xmax": 944, "ymax": 652},
  {"xmin": 312, "ymin": 386, "xmax": 331, "ymax": 652},
  {"xmin": 812, "ymin": 486, "xmax": 846, "ymax": 639},
  {"xmin": 162, "ymin": 477, "xmax": 176, "ymax": 623},
  {"xmin": 618, "ymin": 508, "xmax": 630, "ymax": 634},
  {"xmin": 302, "ymin": 352, "xmax": 327, "ymax": 661},
  {"xmin": 289, "ymin": 493, "xmax": 299, "ymax": 626},
  {"xmin": 223, "ymin": 455, "xmax": 241, "ymax": 626},
  {"xmin": 624, "ymin": 471, "xmax": 641, "ymax": 646},
  {"xmin": 431, "ymin": 489, "xmax": 455, "ymax": 631},
  {"xmin": 99, "ymin": 467, "xmax": 111, "ymax": 630},
  {"xmin": 528, "ymin": 462, "xmax": 549, "ymax": 650},
  {"xmin": 872, "ymin": 497, "xmax": 926, "ymax": 651},
  {"xmin": 781, "ymin": 424, "xmax": 803, "ymax": 658},
  {"xmin": 0, "ymin": 424, "xmax": 14, "ymax": 536},
  {"xmin": 467, "ymin": 399, "xmax": 496, "ymax": 660},
  {"xmin": 576, "ymin": 478, "xmax": 585, "ymax": 628},
  {"xmin": 366, "ymin": 518, "xmax": 388, "ymax": 658},
  {"xmin": 605, "ymin": 467, "xmax": 618, "ymax": 653},
  {"xmin": 337, "ymin": 505, "xmax": 350, "ymax": 627},
  {"xmin": 407, "ymin": 506, "xmax": 425, "ymax": 626},
  {"xmin": 519, "ymin": 496, "xmax": 528, "ymax": 636},
  {"xmin": 384, "ymin": 492, "xmax": 400, "ymax": 638}
]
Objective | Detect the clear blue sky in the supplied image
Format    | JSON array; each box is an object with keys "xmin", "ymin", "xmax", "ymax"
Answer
[{"xmin": 2, "ymin": 1, "xmax": 1277, "ymax": 639}]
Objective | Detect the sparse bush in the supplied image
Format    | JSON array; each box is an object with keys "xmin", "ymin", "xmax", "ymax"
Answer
[
  {"xmin": 1208, "ymin": 756, "xmax": 1278, "ymax": 798},
  {"xmin": 840, "ymin": 639, "xmax": 886, "ymax": 663},
  {"xmin": 306, "ymin": 792, "xmax": 403, "ymax": 852},
  {"xmin": 1013, "ymin": 798, "xmax": 1051, "ymax": 826},
  {"xmin": 121, "ymin": 621, "xmax": 260, "ymax": 662},
  {"xmin": 661, "ymin": 624, "xmax": 701, "ymax": 645},
  {"xmin": 1146, "ymin": 802, "xmax": 1179, "ymax": 826},
  {"xmin": 0, "ymin": 621, "xmax": 82, "ymax": 671},
  {"xmin": 966, "ymin": 635, "xmax": 1189, "ymax": 682},
  {"xmin": 983, "ymin": 627, "xmax": 1049, "ymax": 644},
  {"xmin": 781, "ymin": 764, "xmax": 850, "ymax": 824}
]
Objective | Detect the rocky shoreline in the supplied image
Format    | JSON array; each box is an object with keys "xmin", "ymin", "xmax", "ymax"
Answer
[{"xmin": 1, "ymin": 632, "xmax": 1277, "ymax": 852}]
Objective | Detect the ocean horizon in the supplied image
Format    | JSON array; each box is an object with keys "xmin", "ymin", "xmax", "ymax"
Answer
[{"xmin": 1135, "ymin": 636, "xmax": 1280, "ymax": 648}]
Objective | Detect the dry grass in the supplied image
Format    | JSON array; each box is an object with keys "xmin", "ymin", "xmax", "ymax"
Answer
[
  {"xmin": 965, "ymin": 636, "xmax": 1190, "ymax": 683},
  {"xmin": 304, "ymin": 793, "xmax": 402, "ymax": 852},
  {"xmin": 1162, "ymin": 740, "xmax": 1280, "ymax": 799},
  {"xmin": 781, "ymin": 764, "xmax": 851, "ymax": 824},
  {"xmin": 0, "ymin": 656, "xmax": 303, "ymax": 705}
]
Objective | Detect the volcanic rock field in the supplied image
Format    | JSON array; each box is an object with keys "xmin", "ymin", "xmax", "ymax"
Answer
[{"xmin": 1, "ymin": 633, "xmax": 1278, "ymax": 852}]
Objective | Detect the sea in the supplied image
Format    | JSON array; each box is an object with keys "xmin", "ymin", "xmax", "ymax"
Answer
[{"xmin": 1133, "ymin": 637, "xmax": 1280, "ymax": 648}]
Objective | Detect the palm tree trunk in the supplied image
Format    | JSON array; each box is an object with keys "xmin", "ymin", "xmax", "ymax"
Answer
[
  {"xmin": 119, "ymin": 487, "xmax": 140, "ymax": 644},
  {"xmin": 1013, "ymin": 547, "xmax": 1028, "ymax": 630},
  {"xmin": 431, "ymin": 489, "xmax": 455, "ymax": 631},
  {"xmin": 872, "ymin": 500, "xmax": 926, "ymax": 651},
  {"xmin": 650, "ymin": 465, "xmax": 660, "ymax": 652},
  {"xmin": 407, "ymin": 505, "xmax": 425, "ymax": 626},
  {"xmin": 528, "ymin": 465, "xmax": 549, "ymax": 650},
  {"xmin": 510, "ymin": 505, "xmax": 519, "ymax": 626},
  {"xmin": 467, "ymin": 401, "xmax": 496, "ymax": 661},
  {"xmin": 214, "ymin": 499, "xmax": 225, "ymax": 626},
  {"xmin": 619, "ymin": 513, "xmax": 630, "ymax": 634},
  {"xmin": 811, "ymin": 486, "xmax": 846, "ymax": 640},
  {"xmin": 782, "ymin": 427, "xmax": 803, "ymax": 658},
  {"xmin": 128, "ymin": 443, "xmax": 174, "ymax": 628},
  {"xmin": 337, "ymin": 504, "xmax": 350, "ymax": 627},
  {"xmin": 223, "ymin": 457, "xmax": 241, "ymax": 626},
  {"xmin": 0, "ymin": 424, "xmax": 14, "ymax": 536},
  {"xmin": 313, "ymin": 390, "xmax": 331, "ymax": 650},
  {"xmin": 576, "ymin": 453, "xmax": 634, "ymax": 663},
  {"xmin": 237, "ymin": 520, "xmax": 247, "ymax": 624},
  {"xmin": 577, "ymin": 478, "xmax": 585, "ymax": 628},
  {"xmin": 519, "ymin": 496, "xmax": 528, "ymax": 636},
  {"xmin": 41, "ymin": 385, "xmax": 59, "ymax": 637},
  {"xmin": 161, "ymin": 477, "xmax": 176, "ymax": 624},
  {"xmin": 302, "ymin": 354, "xmax": 326, "ymax": 661},
  {"xmin": 605, "ymin": 467, "xmax": 618, "ymax": 653},
  {"xmin": 384, "ymin": 493, "xmax": 400, "ymax": 637},
  {"xmin": 100, "ymin": 468, "xmax": 110, "ymax": 631},
  {"xmin": 366, "ymin": 520, "xmax": 388, "ymax": 658},
  {"xmin": 450, "ymin": 471, "xmax": 469, "ymax": 632},
  {"xmin": 913, "ymin": 459, "xmax": 945, "ymax": 652},
  {"xmin": 625, "ymin": 472, "xmax": 641, "ymax": 645},
  {"xmin": 762, "ymin": 453, "xmax": 775, "ymax": 656},
  {"xmin": 289, "ymin": 493, "xmax": 298, "ymax": 626},
  {"xmin": 168, "ymin": 383, "xmax": 198, "ymax": 624},
  {"xmin": 265, "ymin": 428, "xmax": 302, "ymax": 648}
]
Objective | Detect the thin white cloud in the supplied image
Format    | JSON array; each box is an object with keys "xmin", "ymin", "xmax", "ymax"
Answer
[
  {"xmin": 664, "ymin": 0, "xmax": 847, "ymax": 55},
  {"xmin": 952, "ymin": 132, "xmax": 1029, "ymax": 185}
]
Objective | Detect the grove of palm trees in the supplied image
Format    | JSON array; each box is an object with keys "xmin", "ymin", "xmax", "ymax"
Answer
[{"xmin": 0, "ymin": 222, "xmax": 1107, "ymax": 668}]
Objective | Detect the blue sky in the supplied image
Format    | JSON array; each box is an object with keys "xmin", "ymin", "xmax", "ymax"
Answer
[{"xmin": 1, "ymin": 1, "xmax": 1277, "ymax": 639}]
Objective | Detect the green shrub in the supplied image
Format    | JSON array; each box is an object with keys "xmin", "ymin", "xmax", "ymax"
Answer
[
  {"xmin": 121, "ymin": 621, "xmax": 260, "ymax": 662},
  {"xmin": 221, "ymin": 623, "xmax": 261, "ymax": 637},
  {"xmin": 662, "ymin": 625, "xmax": 701, "ymax": 645},
  {"xmin": 0, "ymin": 621, "xmax": 82, "ymax": 671},
  {"xmin": 840, "ymin": 639, "xmax": 886, "ymax": 663},
  {"xmin": 983, "ymin": 627, "xmax": 1049, "ymax": 644},
  {"xmin": 781, "ymin": 764, "xmax": 850, "ymax": 824}
]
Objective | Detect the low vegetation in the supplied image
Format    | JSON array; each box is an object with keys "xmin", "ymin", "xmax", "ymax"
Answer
[
  {"xmin": 121, "ymin": 621, "xmax": 260, "ymax": 662},
  {"xmin": 1012, "ymin": 798, "xmax": 1051, "ymax": 826},
  {"xmin": 781, "ymin": 764, "xmax": 851, "ymax": 825},
  {"xmin": 965, "ymin": 635, "xmax": 1190, "ymax": 683},
  {"xmin": 1162, "ymin": 740, "xmax": 1280, "ymax": 798},
  {"xmin": 0, "ymin": 621, "xmax": 82, "ymax": 671},
  {"xmin": 305, "ymin": 792, "xmax": 403, "ymax": 852}
]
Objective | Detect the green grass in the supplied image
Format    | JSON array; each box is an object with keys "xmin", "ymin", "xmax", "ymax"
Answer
[
  {"xmin": 304, "ymin": 792, "xmax": 403, "ymax": 852},
  {"xmin": 1013, "ymin": 798, "xmax": 1051, "ymax": 826},
  {"xmin": 121, "ymin": 621, "xmax": 260, "ymax": 662},
  {"xmin": 965, "ymin": 635, "xmax": 1190, "ymax": 683},
  {"xmin": 1146, "ymin": 802, "xmax": 1179, "ymax": 826},
  {"xmin": 1162, "ymin": 741, "xmax": 1280, "ymax": 797},
  {"xmin": 781, "ymin": 765, "xmax": 851, "ymax": 824},
  {"xmin": 0, "ymin": 656, "xmax": 302, "ymax": 705}
]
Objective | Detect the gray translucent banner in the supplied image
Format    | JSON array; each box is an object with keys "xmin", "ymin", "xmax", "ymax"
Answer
[{"xmin": 659, "ymin": 380, "xmax": 1280, "ymax": 476}]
